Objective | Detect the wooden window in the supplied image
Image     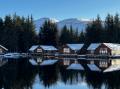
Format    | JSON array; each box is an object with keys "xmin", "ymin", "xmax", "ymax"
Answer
[
  {"xmin": 64, "ymin": 48, "xmax": 70, "ymax": 53},
  {"xmin": 0, "ymin": 49, "xmax": 2, "ymax": 53},
  {"xmin": 63, "ymin": 59, "xmax": 70, "ymax": 65},
  {"xmin": 74, "ymin": 59, "xmax": 78, "ymax": 64},
  {"xmin": 99, "ymin": 48, "xmax": 108, "ymax": 54},
  {"xmin": 37, "ymin": 49, "xmax": 42, "ymax": 52},
  {"xmin": 99, "ymin": 60, "xmax": 108, "ymax": 67},
  {"xmin": 91, "ymin": 50, "xmax": 94, "ymax": 54},
  {"xmin": 90, "ymin": 60, "xmax": 94, "ymax": 64},
  {"xmin": 37, "ymin": 57, "xmax": 42, "ymax": 63}
]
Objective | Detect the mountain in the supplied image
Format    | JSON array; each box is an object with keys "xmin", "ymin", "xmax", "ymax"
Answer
[
  {"xmin": 57, "ymin": 18, "xmax": 91, "ymax": 32},
  {"xmin": 34, "ymin": 18, "xmax": 91, "ymax": 34},
  {"xmin": 34, "ymin": 17, "xmax": 58, "ymax": 33}
]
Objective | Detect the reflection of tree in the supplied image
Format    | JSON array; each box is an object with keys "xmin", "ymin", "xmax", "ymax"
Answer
[
  {"xmin": 11, "ymin": 59, "xmax": 38, "ymax": 89},
  {"xmin": 85, "ymin": 72, "xmax": 104, "ymax": 89},
  {"xmin": 59, "ymin": 66, "xmax": 85, "ymax": 85},
  {"xmin": 0, "ymin": 59, "xmax": 38, "ymax": 89},
  {"xmin": 104, "ymin": 72, "xmax": 120, "ymax": 89},
  {"xmin": 0, "ymin": 62, "xmax": 18, "ymax": 89},
  {"xmin": 2, "ymin": 59, "xmax": 120, "ymax": 89},
  {"xmin": 84, "ymin": 71, "xmax": 120, "ymax": 89},
  {"xmin": 0, "ymin": 72, "xmax": 3, "ymax": 88},
  {"xmin": 39, "ymin": 65, "xmax": 59, "ymax": 88}
]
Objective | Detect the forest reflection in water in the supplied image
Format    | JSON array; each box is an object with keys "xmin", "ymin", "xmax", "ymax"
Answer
[{"xmin": 0, "ymin": 58, "xmax": 120, "ymax": 89}]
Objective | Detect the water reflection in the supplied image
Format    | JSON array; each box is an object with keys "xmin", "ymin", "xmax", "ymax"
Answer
[
  {"xmin": 39, "ymin": 65, "xmax": 59, "ymax": 88},
  {"xmin": 0, "ymin": 58, "xmax": 120, "ymax": 89}
]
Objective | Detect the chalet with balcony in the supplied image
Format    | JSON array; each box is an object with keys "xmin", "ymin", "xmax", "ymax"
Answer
[{"xmin": 87, "ymin": 43, "xmax": 120, "ymax": 56}]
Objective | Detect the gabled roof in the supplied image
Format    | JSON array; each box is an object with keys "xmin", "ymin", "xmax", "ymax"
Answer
[
  {"xmin": 67, "ymin": 44, "xmax": 84, "ymax": 51},
  {"xmin": 87, "ymin": 43, "xmax": 101, "ymax": 50},
  {"xmin": 0, "ymin": 45, "xmax": 8, "ymax": 51},
  {"xmin": 103, "ymin": 43, "xmax": 120, "ymax": 50},
  {"xmin": 40, "ymin": 45, "xmax": 57, "ymax": 51},
  {"xmin": 87, "ymin": 43, "xmax": 120, "ymax": 51},
  {"xmin": 29, "ymin": 45, "xmax": 39, "ymax": 51},
  {"xmin": 29, "ymin": 45, "xmax": 57, "ymax": 51}
]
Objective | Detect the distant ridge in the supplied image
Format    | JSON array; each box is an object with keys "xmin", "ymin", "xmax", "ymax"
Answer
[{"xmin": 34, "ymin": 17, "xmax": 91, "ymax": 34}]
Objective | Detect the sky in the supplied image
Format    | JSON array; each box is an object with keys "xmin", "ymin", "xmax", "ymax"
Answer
[{"xmin": 0, "ymin": 0, "xmax": 120, "ymax": 20}]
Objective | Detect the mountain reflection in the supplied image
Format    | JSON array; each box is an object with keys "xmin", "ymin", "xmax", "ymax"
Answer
[{"xmin": 0, "ymin": 58, "xmax": 120, "ymax": 89}]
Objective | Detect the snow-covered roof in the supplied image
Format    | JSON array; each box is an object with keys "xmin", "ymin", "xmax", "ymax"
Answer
[
  {"xmin": 40, "ymin": 45, "xmax": 57, "ymax": 51},
  {"xmin": 103, "ymin": 43, "xmax": 120, "ymax": 50},
  {"xmin": 67, "ymin": 63, "xmax": 84, "ymax": 70},
  {"xmin": 87, "ymin": 64, "xmax": 101, "ymax": 71},
  {"xmin": 29, "ymin": 45, "xmax": 39, "ymax": 51},
  {"xmin": 87, "ymin": 43, "xmax": 101, "ymax": 50},
  {"xmin": 67, "ymin": 44, "xmax": 84, "ymax": 50},
  {"xmin": 87, "ymin": 43, "xmax": 120, "ymax": 50},
  {"xmin": 29, "ymin": 45, "xmax": 57, "ymax": 51},
  {"xmin": 0, "ymin": 45, "xmax": 8, "ymax": 51},
  {"xmin": 40, "ymin": 59, "xmax": 58, "ymax": 66}
]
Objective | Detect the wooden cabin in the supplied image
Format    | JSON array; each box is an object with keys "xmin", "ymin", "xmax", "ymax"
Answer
[
  {"xmin": 29, "ymin": 45, "xmax": 40, "ymax": 53},
  {"xmin": 87, "ymin": 43, "xmax": 120, "ymax": 56},
  {"xmin": 87, "ymin": 43, "xmax": 101, "ymax": 55},
  {"xmin": 59, "ymin": 44, "xmax": 84, "ymax": 54},
  {"xmin": 29, "ymin": 45, "xmax": 57, "ymax": 56},
  {"xmin": 0, "ymin": 45, "xmax": 8, "ymax": 54}
]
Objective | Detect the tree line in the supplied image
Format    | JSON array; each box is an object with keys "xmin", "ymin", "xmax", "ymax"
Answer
[
  {"xmin": 38, "ymin": 20, "xmax": 82, "ymax": 46},
  {"xmin": 0, "ymin": 14, "xmax": 37, "ymax": 52},
  {"xmin": 85, "ymin": 14, "xmax": 120, "ymax": 44},
  {"xmin": 0, "ymin": 14, "xmax": 120, "ymax": 52}
]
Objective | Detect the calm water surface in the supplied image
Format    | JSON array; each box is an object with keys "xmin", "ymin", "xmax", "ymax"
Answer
[{"xmin": 0, "ymin": 58, "xmax": 120, "ymax": 89}]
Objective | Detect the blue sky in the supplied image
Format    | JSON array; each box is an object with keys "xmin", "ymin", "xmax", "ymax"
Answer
[{"xmin": 0, "ymin": 0, "xmax": 120, "ymax": 20}]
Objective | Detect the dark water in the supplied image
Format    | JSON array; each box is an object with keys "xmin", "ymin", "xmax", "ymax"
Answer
[{"xmin": 0, "ymin": 58, "xmax": 120, "ymax": 89}]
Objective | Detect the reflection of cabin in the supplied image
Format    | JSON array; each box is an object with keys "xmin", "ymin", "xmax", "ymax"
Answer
[
  {"xmin": 87, "ymin": 43, "xmax": 120, "ymax": 56},
  {"xmin": 87, "ymin": 43, "xmax": 120, "ymax": 69},
  {"xmin": 86, "ymin": 59, "xmax": 111, "ymax": 69},
  {"xmin": 59, "ymin": 44, "xmax": 84, "ymax": 54},
  {"xmin": 29, "ymin": 45, "xmax": 57, "ymax": 56},
  {"xmin": 0, "ymin": 45, "xmax": 8, "ymax": 54},
  {"xmin": 111, "ymin": 59, "xmax": 120, "ymax": 65}
]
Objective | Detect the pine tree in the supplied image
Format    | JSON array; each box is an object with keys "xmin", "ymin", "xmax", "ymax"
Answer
[
  {"xmin": 85, "ymin": 15, "xmax": 103, "ymax": 43},
  {"xmin": 105, "ymin": 14, "xmax": 114, "ymax": 42},
  {"xmin": 39, "ymin": 20, "xmax": 58, "ymax": 46},
  {"xmin": 0, "ymin": 18, "xmax": 4, "ymax": 45},
  {"xmin": 113, "ymin": 14, "xmax": 120, "ymax": 43},
  {"xmin": 59, "ymin": 25, "xmax": 70, "ymax": 45},
  {"xmin": 79, "ymin": 31, "xmax": 85, "ymax": 43}
]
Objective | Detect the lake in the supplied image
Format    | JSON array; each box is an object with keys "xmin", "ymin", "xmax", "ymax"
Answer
[{"xmin": 0, "ymin": 57, "xmax": 120, "ymax": 89}]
